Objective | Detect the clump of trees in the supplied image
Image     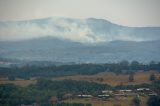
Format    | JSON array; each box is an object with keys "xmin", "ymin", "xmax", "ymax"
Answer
[
  {"xmin": 0, "ymin": 79, "xmax": 111, "ymax": 106},
  {"xmin": 129, "ymin": 73, "xmax": 134, "ymax": 82},
  {"xmin": 133, "ymin": 96, "xmax": 141, "ymax": 106},
  {"xmin": 149, "ymin": 73, "xmax": 157, "ymax": 81},
  {"xmin": 147, "ymin": 96, "xmax": 160, "ymax": 106},
  {"xmin": 96, "ymin": 78, "xmax": 104, "ymax": 82}
]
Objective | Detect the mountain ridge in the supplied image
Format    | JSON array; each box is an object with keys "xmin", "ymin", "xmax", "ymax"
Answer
[
  {"xmin": 0, "ymin": 17, "xmax": 160, "ymax": 43},
  {"xmin": 0, "ymin": 37, "xmax": 160, "ymax": 63},
  {"xmin": 0, "ymin": 17, "xmax": 160, "ymax": 63}
]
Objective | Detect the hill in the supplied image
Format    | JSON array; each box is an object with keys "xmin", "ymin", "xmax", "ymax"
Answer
[{"xmin": 0, "ymin": 17, "xmax": 160, "ymax": 63}]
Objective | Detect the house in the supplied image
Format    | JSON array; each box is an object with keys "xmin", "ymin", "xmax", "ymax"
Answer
[
  {"xmin": 114, "ymin": 89, "xmax": 136, "ymax": 97},
  {"xmin": 102, "ymin": 90, "xmax": 113, "ymax": 94},
  {"xmin": 114, "ymin": 94, "xmax": 126, "ymax": 96},
  {"xmin": 148, "ymin": 93, "xmax": 157, "ymax": 96},
  {"xmin": 77, "ymin": 94, "xmax": 93, "ymax": 98},
  {"xmin": 119, "ymin": 90, "xmax": 132, "ymax": 92},
  {"xmin": 114, "ymin": 93, "xmax": 137, "ymax": 97},
  {"xmin": 136, "ymin": 88, "xmax": 155, "ymax": 95},
  {"xmin": 98, "ymin": 94, "xmax": 110, "ymax": 99},
  {"xmin": 137, "ymin": 88, "xmax": 150, "ymax": 91}
]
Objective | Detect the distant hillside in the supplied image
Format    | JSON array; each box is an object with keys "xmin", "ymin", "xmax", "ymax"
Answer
[
  {"xmin": 0, "ymin": 17, "xmax": 160, "ymax": 43},
  {"xmin": 0, "ymin": 17, "xmax": 160, "ymax": 63},
  {"xmin": 0, "ymin": 37, "xmax": 160, "ymax": 63}
]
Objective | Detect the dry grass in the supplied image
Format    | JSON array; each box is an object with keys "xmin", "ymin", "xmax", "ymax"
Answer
[
  {"xmin": 0, "ymin": 71, "xmax": 156, "ymax": 105},
  {"xmin": 64, "ymin": 96, "xmax": 148, "ymax": 106},
  {"xmin": 0, "ymin": 71, "xmax": 159, "ymax": 86},
  {"xmin": 54, "ymin": 71, "xmax": 160, "ymax": 86},
  {"xmin": 0, "ymin": 79, "xmax": 36, "ymax": 86}
]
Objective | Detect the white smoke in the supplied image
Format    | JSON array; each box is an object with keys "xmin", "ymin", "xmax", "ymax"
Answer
[
  {"xmin": 0, "ymin": 18, "xmax": 107, "ymax": 43},
  {"xmin": 0, "ymin": 17, "xmax": 158, "ymax": 43}
]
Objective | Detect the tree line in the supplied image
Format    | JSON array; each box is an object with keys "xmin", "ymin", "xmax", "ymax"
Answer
[{"xmin": 0, "ymin": 61, "xmax": 160, "ymax": 79}]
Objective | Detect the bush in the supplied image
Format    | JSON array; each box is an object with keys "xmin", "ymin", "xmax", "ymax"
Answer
[
  {"xmin": 8, "ymin": 76, "xmax": 15, "ymax": 81},
  {"xmin": 147, "ymin": 96, "xmax": 160, "ymax": 106},
  {"xmin": 133, "ymin": 96, "xmax": 140, "ymax": 106},
  {"xmin": 149, "ymin": 73, "xmax": 156, "ymax": 81},
  {"xmin": 129, "ymin": 73, "xmax": 134, "ymax": 82}
]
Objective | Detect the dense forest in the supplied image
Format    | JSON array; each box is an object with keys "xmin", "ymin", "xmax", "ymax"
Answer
[{"xmin": 0, "ymin": 61, "xmax": 160, "ymax": 79}]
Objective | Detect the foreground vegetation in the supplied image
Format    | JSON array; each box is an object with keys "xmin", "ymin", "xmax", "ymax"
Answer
[
  {"xmin": 0, "ymin": 79, "xmax": 109, "ymax": 106},
  {"xmin": 0, "ymin": 79, "xmax": 160, "ymax": 106},
  {"xmin": 1, "ymin": 71, "xmax": 159, "ymax": 87},
  {"xmin": 0, "ymin": 61, "xmax": 160, "ymax": 106}
]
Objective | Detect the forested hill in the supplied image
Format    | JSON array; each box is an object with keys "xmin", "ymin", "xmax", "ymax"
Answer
[
  {"xmin": 0, "ymin": 38, "xmax": 160, "ymax": 63},
  {"xmin": 0, "ymin": 17, "xmax": 160, "ymax": 63}
]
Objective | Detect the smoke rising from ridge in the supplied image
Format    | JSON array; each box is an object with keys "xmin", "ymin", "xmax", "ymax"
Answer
[{"xmin": 0, "ymin": 17, "xmax": 159, "ymax": 43}]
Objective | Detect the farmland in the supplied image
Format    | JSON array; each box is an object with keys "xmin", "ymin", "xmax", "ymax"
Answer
[
  {"xmin": 1, "ymin": 71, "xmax": 160, "ymax": 106},
  {"xmin": 54, "ymin": 71, "xmax": 160, "ymax": 86},
  {"xmin": 0, "ymin": 63, "xmax": 160, "ymax": 106},
  {"xmin": 0, "ymin": 78, "xmax": 36, "ymax": 86},
  {"xmin": 0, "ymin": 71, "xmax": 160, "ymax": 86},
  {"xmin": 64, "ymin": 96, "xmax": 148, "ymax": 106}
]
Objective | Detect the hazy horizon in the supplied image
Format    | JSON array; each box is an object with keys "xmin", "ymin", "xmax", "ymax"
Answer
[
  {"xmin": 0, "ymin": 0, "xmax": 160, "ymax": 42},
  {"xmin": 0, "ymin": 0, "xmax": 160, "ymax": 27}
]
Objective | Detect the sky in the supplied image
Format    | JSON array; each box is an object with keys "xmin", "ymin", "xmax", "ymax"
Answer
[
  {"xmin": 0, "ymin": 0, "xmax": 160, "ymax": 27},
  {"xmin": 0, "ymin": 0, "xmax": 160, "ymax": 42}
]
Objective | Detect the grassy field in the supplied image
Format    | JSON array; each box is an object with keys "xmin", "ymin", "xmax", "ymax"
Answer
[
  {"xmin": 0, "ymin": 71, "xmax": 158, "ymax": 106},
  {"xmin": 0, "ymin": 78, "xmax": 36, "ymax": 86},
  {"xmin": 64, "ymin": 96, "xmax": 148, "ymax": 106},
  {"xmin": 0, "ymin": 71, "xmax": 159, "ymax": 86},
  {"xmin": 54, "ymin": 71, "xmax": 160, "ymax": 86}
]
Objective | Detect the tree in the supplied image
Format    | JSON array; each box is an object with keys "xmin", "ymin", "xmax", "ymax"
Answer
[
  {"xmin": 129, "ymin": 73, "xmax": 134, "ymax": 82},
  {"xmin": 130, "ymin": 61, "xmax": 139, "ymax": 70},
  {"xmin": 120, "ymin": 60, "xmax": 129, "ymax": 67},
  {"xmin": 147, "ymin": 96, "xmax": 160, "ymax": 106},
  {"xmin": 86, "ymin": 104, "xmax": 92, "ymax": 106},
  {"xmin": 133, "ymin": 96, "xmax": 141, "ymax": 106},
  {"xmin": 8, "ymin": 76, "xmax": 15, "ymax": 81},
  {"xmin": 149, "ymin": 73, "xmax": 156, "ymax": 81},
  {"xmin": 96, "ymin": 78, "xmax": 104, "ymax": 82}
]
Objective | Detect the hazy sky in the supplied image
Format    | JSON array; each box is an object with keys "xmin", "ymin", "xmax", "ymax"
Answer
[{"xmin": 0, "ymin": 0, "xmax": 160, "ymax": 27}]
